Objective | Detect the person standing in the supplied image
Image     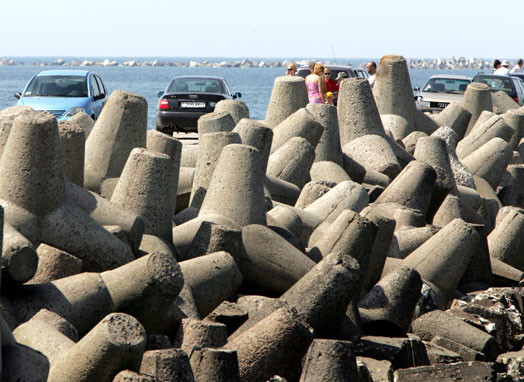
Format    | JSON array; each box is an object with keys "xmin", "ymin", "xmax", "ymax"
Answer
[
  {"xmin": 493, "ymin": 59, "xmax": 502, "ymax": 73},
  {"xmin": 324, "ymin": 68, "xmax": 338, "ymax": 93},
  {"xmin": 366, "ymin": 61, "xmax": 377, "ymax": 88},
  {"xmin": 511, "ymin": 59, "xmax": 524, "ymax": 73},
  {"xmin": 286, "ymin": 63, "xmax": 297, "ymax": 76},
  {"xmin": 494, "ymin": 60, "xmax": 511, "ymax": 76},
  {"xmin": 305, "ymin": 64, "xmax": 326, "ymax": 103}
]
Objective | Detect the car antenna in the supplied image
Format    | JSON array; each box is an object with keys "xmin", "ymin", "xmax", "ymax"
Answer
[{"xmin": 330, "ymin": 44, "xmax": 337, "ymax": 65}]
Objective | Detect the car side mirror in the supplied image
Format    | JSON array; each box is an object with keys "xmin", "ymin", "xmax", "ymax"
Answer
[
  {"xmin": 234, "ymin": 92, "xmax": 242, "ymax": 99},
  {"xmin": 14, "ymin": 92, "xmax": 21, "ymax": 99},
  {"xmin": 157, "ymin": 91, "xmax": 164, "ymax": 97},
  {"xmin": 94, "ymin": 94, "xmax": 105, "ymax": 101},
  {"xmin": 413, "ymin": 87, "xmax": 420, "ymax": 92}
]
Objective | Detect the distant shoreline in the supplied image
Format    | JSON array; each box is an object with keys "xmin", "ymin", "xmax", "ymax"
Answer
[{"xmin": 0, "ymin": 57, "xmax": 512, "ymax": 70}]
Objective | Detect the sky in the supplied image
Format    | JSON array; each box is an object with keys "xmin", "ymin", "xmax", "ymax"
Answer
[{"xmin": 1, "ymin": 0, "xmax": 523, "ymax": 59}]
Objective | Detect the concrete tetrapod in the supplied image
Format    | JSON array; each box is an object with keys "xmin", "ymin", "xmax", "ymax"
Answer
[
  {"xmin": 270, "ymin": 107, "xmax": 324, "ymax": 154},
  {"xmin": 197, "ymin": 111, "xmax": 235, "ymax": 140},
  {"xmin": 58, "ymin": 120, "xmax": 85, "ymax": 187},
  {"xmin": 100, "ymin": 251, "xmax": 184, "ymax": 334},
  {"xmin": 29, "ymin": 244, "xmax": 82, "ymax": 284},
  {"xmin": 184, "ymin": 220, "xmax": 242, "ymax": 261},
  {"xmin": 433, "ymin": 101, "xmax": 471, "ymax": 140},
  {"xmin": 48, "ymin": 313, "xmax": 147, "ymax": 382},
  {"xmin": 111, "ymin": 148, "xmax": 174, "ymax": 243},
  {"xmin": 12, "ymin": 310, "xmax": 75, "ymax": 366},
  {"xmin": 359, "ymin": 265, "xmax": 422, "ymax": 334},
  {"xmin": 403, "ymin": 218, "xmax": 480, "ymax": 306},
  {"xmin": 411, "ymin": 310, "xmax": 497, "ymax": 361},
  {"xmin": 373, "ymin": 55, "xmax": 417, "ymax": 139},
  {"xmin": 226, "ymin": 306, "xmax": 314, "ymax": 382},
  {"xmin": 240, "ymin": 224, "xmax": 316, "ymax": 294},
  {"xmin": 140, "ymin": 349, "xmax": 194, "ymax": 381},
  {"xmin": 199, "ymin": 144, "xmax": 267, "ymax": 227},
  {"xmin": 462, "ymin": 82, "xmax": 493, "ymax": 136},
  {"xmin": 502, "ymin": 108, "xmax": 524, "ymax": 150},
  {"xmin": 300, "ymin": 339, "xmax": 358, "ymax": 382},
  {"xmin": 189, "ymin": 348, "xmax": 241, "ymax": 382},
  {"xmin": 374, "ymin": 160, "xmax": 437, "ymax": 218},
  {"xmin": 309, "ymin": 161, "xmax": 351, "ymax": 184},
  {"xmin": 179, "ymin": 251, "xmax": 243, "ymax": 318},
  {"xmin": 0, "ymin": 110, "xmax": 134, "ymax": 271},
  {"xmin": 2, "ymin": 221, "xmax": 38, "ymax": 286},
  {"xmin": 233, "ymin": 118, "xmax": 273, "ymax": 173},
  {"xmin": 457, "ymin": 114, "xmax": 513, "ymax": 160},
  {"xmin": 386, "ymin": 225, "xmax": 440, "ymax": 259},
  {"xmin": 173, "ymin": 318, "xmax": 227, "ymax": 355},
  {"xmin": 280, "ymin": 251, "xmax": 361, "ymax": 338},
  {"xmin": 359, "ymin": 206, "xmax": 396, "ymax": 294},
  {"xmin": 215, "ymin": 99, "xmax": 250, "ymax": 125},
  {"xmin": 304, "ymin": 180, "xmax": 369, "ymax": 222},
  {"xmin": 492, "ymin": 90, "xmax": 520, "ymax": 114},
  {"xmin": 431, "ymin": 126, "xmax": 476, "ymax": 189},
  {"xmin": 0, "ymin": 105, "xmax": 33, "ymax": 159},
  {"xmin": 146, "ymin": 129, "xmax": 182, "ymax": 214},
  {"xmin": 267, "ymin": 136, "xmax": 316, "ymax": 189},
  {"xmin": 190, "ymin": 132, "xmax": 241, "ymax": 209},
  {"xmin": 65, "ymin": 181, "xmax": 144, "ymax": 254},
  {"xmin": 414, "ymin": 136, "xmax": 456, "ymax": 219},
  {"xmin": 337, "ymin": 78, "xmax": 385, "ymax": 147},
  {"xmin": 488, "ymin": 207, "xmax": 524, "ymax": 270},
  {"xmin": 265, "ymin": 76, "xmax": 308, "ymax": 128},
  {"xmin": 343, "ymin": 134, "xmax": 402, "ymax": 179},
  {"xmin": 461, "ymin": 137, "xmax": 512, "ymax": 189},
  {"xmin": 84, "ymin": 90, "xmax": 147, "ymax": 193},
  {"xmin": 61, "ymin": 111, "xmax": 95, "ymax": 138},
  {"xmin": 313, "ymin": 209, "xmax": 378, "ymax": 261},
  {"xmin": 306, "ymin": 103, "xmax": 343, "ymax": 165}
]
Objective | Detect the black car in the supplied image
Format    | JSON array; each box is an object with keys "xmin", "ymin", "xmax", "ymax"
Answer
[
  {"xmin": 156, "ymin": 75, "xmax": 241, "ymax": 134},
  {"xmin": 471, "ymin": 74, "xmax": 524, "ymax": 105}
]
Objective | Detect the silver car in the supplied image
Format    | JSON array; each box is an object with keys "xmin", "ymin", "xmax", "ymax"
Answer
[{"xmin": 414, "ymin": 74, "xmax": 472, "ymax": 113}]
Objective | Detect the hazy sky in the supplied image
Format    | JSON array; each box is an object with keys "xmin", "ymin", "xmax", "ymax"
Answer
[{"xmin": 1, "ymin": 0, "xmax": 522, "ymax": 59}]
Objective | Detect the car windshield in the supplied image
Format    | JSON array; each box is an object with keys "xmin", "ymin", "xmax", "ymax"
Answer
[
  {"xmin": 23, "ymin": 75, "xmax": 88, "ymax": 97},
  {"xmin": 423, "ymin": 78, "xmax": 470, "ymax": 94},
  {"xmin": 167, "ymin": 78, "xmax": 224, "ymax": 94},
  {"xmin": 473, "ymin": 76, "xmax": 515, "ymax": 96}
]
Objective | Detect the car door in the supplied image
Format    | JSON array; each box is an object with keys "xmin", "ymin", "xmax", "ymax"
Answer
[{"xmin": 94, "ymin": 75, "xmax": 108, "ymax": 115}]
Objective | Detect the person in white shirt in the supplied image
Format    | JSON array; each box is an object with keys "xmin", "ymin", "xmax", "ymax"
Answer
[
  {"xmin": 366, "ymin": 61, "xmax": 377, "ymax": 88},
  {"xmin": 510, "ymin": 59, "xmax": 524, "ymax": 73},
  {"xmin": 494, "ymin": 60, "xmax": 511, "ymax": 76}
]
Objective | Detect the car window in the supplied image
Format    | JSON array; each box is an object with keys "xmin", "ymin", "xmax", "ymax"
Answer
[
  {"xmin": 358, "ymin": 70, "xmax": 369, "ymax": 78},
  {"xmin": 90, "ymin": 76, "xmax": 100, "ymax": 97},
  {"xmin": 423, "ymin": 78, "xmax": 471, "ymax": 93},
  {"xmin": 168, "ymin": 79, "xmax": 224, "ymax": 94},
  {"xmin": 95, "ymin": 75, "xmax": 106, "ymax": 94},
  {"xmin": 473, "ymin": 76, "xmax": 515, "ymax": 96},
  {"xmin": 23, "ymin": 75, "xmax": 88, "ymax": 97}
]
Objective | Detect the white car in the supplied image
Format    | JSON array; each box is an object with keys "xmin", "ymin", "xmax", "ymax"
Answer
[{"xmin": 414, "ymin": 74, "xmax": 472, "ymax": 113}]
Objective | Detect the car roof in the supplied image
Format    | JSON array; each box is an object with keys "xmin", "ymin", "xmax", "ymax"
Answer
[
  {"xmin": 36, "ymin": 70, "xmax": 90, "ymax": 77},
  {"xmin": 170, "ymin": 75, "xmax": 226, "ymax": 81},
  {"xmin": 297, "ymin": 64, "xmax": 362, "ymax": 71},
  {"xmin": 428, "ymin": 74, "xmax": 472, "ymax": 80}
]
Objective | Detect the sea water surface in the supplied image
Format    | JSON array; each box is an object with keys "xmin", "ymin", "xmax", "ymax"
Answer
[{"xmin": 0, "ymin": 58, "xmax": 481, "ymax": 130}]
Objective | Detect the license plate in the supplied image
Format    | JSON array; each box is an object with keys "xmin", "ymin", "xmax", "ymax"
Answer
[
  {"xmin": 438, "ymin": 103, "xmax": 449, "ymax": 108},
  {"xmin": 180, "ymin": 102, "xmax": 206, "ymax": 108}
]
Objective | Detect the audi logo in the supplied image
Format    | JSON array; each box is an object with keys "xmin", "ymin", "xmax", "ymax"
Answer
[{"xmin": 188, "ymin": 94, "xmax": 198, "ymax": 99}]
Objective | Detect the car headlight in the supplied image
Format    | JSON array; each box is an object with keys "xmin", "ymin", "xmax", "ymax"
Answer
[
  {"xmin": 418, "ymin": 101, "xmax": 430, "ymax": 108},
  {"xmin": 64, "ymin": 107, "xmax": 86, "ymax": 117},
  {"xmin": 209, "ymin": 102, "xmax": 216, "ymax": 108}
]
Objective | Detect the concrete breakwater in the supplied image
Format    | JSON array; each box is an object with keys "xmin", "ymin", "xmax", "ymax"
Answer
[
  {"xmin": 0, "ymin": 56, "xmax": 513, "ymax": 70},
  {"xmin": 3, "ymin": 54, "xmax": 524, "ymax": 381}
]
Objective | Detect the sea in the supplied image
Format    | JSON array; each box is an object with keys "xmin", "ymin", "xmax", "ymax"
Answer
[{"xmin": 0, "ymin": 57, "xmax": 481, "ymax": 130}]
